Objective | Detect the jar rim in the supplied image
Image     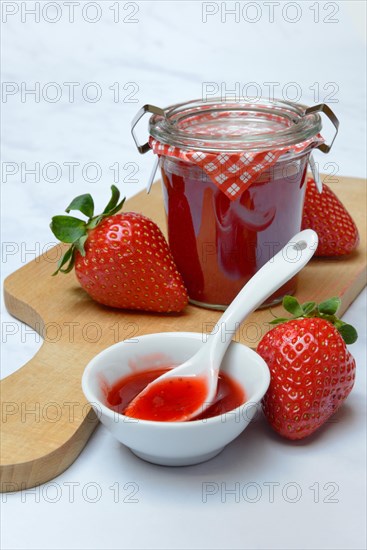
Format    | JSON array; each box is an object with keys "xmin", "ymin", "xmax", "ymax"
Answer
[{"xmin": 148, "ymin": 97, "xmax": 322, "ymax": 153}]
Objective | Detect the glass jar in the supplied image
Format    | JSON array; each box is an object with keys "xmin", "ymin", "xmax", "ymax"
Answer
[{"xmin": 132, "ymin": 98, "xmax": 338, "ymax": 309}]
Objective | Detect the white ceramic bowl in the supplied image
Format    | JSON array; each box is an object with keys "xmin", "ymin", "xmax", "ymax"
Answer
[{"xmin": 82, "ymin": 332, "xmax": 270, "ymax": 466}]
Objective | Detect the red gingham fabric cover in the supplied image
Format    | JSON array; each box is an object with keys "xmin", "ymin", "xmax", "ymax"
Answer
[{"xmin": 149, "ymin": 132, "xmax": 324, "ymax": 201}]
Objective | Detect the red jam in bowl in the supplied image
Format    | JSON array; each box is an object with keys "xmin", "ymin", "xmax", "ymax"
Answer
[{"xmin": 106, "ymin": 366, "xmax": 245, "ymax": 422}]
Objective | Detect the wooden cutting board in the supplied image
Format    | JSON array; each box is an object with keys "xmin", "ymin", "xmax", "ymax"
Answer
[{"xmin": 1, "ymin": 175, "xmax": 366, "ymax": 492}]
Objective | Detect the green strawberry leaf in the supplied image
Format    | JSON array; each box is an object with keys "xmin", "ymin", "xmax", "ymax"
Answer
[
  {"xmin": 86, "ymin": 186, "xmax": 125, "ymax": 228},
  {"xmin": 65, "ymin": 193, "xmax": 94, "ymax": 218},
  {"xmin": 50, "ymin": 216, "xmax": 87, "ymax": 243},
  {"xmin": 283, "ymin": 295, "xmax": 303, "ymax": 317},
  {"xmin": 301, "ymin": 301, "xmax": 317, "ymax": 315},
  {"xmin": 74, "ymin": 235, "xmax": 88, "ymax": 256},
  {"xmin": 103, "ymin": 185, "xmax": 120, "ymax": 214},
  {"xmin": 86, "ymin": 215, "xmax": 103, "ymax": 230},
  {"xmin": 318, "ymin": 297, "xmax": 341, "ymax": 316},
  {"xmin": 58, "ymin": 252, "xmax": 76, "ymax": 274},
  {"xmin": 108, "ymin": 197, "xmax": 126, "ymax": 216},
  {"xmin": 269, "ymin": 317, "xmax": 290, "ymax": 325},
  {"xmin": 337, "ymin": 324, "xmax": 358, "ymax": 345},
  {"xmin": 52, "ymin": 245, "xmax": 75, "ymax": 276}
]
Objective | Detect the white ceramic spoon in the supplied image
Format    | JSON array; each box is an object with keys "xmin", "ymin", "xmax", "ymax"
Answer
[{"xmin": 124, "ymin": 229, "xmax": 318, "ymax": 421}]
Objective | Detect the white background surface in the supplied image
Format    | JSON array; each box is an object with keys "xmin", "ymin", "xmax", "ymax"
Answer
[{"xmin": 1, "ymin": 1, "xmax": 366, "ymax": 549}]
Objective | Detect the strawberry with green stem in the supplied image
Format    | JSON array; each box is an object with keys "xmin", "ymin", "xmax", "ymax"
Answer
[
  {"xmin": 50, "ymin": 186, "xmax": 188, "ymax": 313},
  {"xmin": 257, "ymin": 295, "xmax": 357, "ymax": 440}
]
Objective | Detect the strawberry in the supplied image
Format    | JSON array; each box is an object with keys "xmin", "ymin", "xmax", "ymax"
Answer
[
  {"xmin": 257, "ymin": 296, "xmax": 357, "ymax": 440},
  {"xmin": 301, "ymin": 176, "xmax": 359, "ymax": 256},
  {"xmin": 50, "ymin": 186, "xmax": 188, "ymax": 312}
]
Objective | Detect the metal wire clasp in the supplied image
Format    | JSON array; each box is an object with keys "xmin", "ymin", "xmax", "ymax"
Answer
[
  {"xmin": 131, "ymin": 104, "xmax": 165, "ymax": 154},
  {"xmin": 302, "ymin": 103, "xmax": 339, "ymax": 154}
]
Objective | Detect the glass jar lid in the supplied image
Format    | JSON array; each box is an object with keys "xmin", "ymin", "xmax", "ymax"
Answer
[{"xmin": 148, "ymin": 98, "xmax": 322, "ymax": 153}]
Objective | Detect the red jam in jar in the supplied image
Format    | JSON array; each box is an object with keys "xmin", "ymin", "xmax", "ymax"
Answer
[
  {"xmin": 160, "ymin": 154, "xmax": 308, "ymax": 307},
  {"xmin": 136, "ymin": 98, "xmax": 327, "ymax": 309}
]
